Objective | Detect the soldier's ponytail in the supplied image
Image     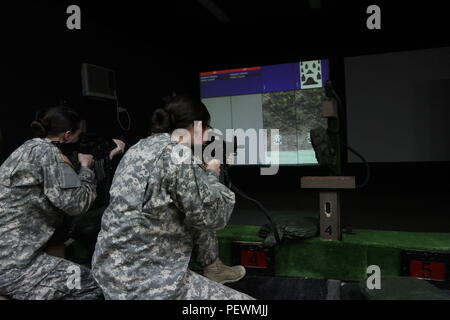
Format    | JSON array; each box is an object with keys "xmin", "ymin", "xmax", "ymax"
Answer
[
  {"xmin": 151, "ymin": 108, "xmax": 176, "ymax": 133},
  {"xmin": 31, "ymin": 106, "xmax": 81, "ymax": 138},
  {"xmin": 150, "ymin": 95, "xmax": 211, "ymax": 134},
  {"xmin": 30, "ymin": 119, "xmax": 48, "ymax": 138}
]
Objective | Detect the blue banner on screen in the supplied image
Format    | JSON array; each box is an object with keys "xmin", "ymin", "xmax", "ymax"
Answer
[
  {"xmin": 200, "ymin": 60, "xmax": 329, "ymax": 98},
  {"xmin": 200, "ymin": 60, "xmax": 330, "ymax": 166}
]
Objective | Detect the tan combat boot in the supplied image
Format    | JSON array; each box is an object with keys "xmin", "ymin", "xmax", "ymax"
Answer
[{"xmin": 203, "ymin": 258, "xmax": 246, "ymax": 284}]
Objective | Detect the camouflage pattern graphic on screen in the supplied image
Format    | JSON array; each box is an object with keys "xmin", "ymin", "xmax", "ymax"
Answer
[{"xmin": 262, "ymin": 88, "xmax": 327, "ymax": 164}]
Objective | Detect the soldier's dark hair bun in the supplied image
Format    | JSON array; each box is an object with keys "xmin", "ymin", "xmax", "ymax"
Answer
[
  {"xmin": 30, "ymin": 120, "xmax": 48, "ymax": 138},
  {"xmin": 31, "ymin": 106, "xmax": 81, "ymax": 138},
  {"xmin": 151, "ymin": 108, "xmax": 175, "ymax": 133},
  {"xmin": 150, "ymin": 95, "xmax": 211, "ymax": 134}
]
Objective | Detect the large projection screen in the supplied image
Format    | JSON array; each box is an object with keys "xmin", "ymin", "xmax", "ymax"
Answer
[{"xmin": 345, "ymin": 47, "xmax": 450, "ymax": 163}]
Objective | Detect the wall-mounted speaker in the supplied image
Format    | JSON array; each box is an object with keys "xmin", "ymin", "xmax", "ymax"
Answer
[{"xmin": 81, "ymin": 63, "xmax": 117, "ymax": 100}]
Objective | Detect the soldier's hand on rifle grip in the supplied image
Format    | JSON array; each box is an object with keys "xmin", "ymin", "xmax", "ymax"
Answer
[
  {"xmin": 226, "ymin": 153, "xmax": 235, "ymax": 166},
  {"xmin": 109, "ymin": 139, "xmax": 126, "ymax": 160},
  {"xmin": 78, "ymin": 153, "xmax": 95, "ymax": 169},
  {"xmin": 206, "ymin": 159, "xmax": 221, "ymax": 175}
]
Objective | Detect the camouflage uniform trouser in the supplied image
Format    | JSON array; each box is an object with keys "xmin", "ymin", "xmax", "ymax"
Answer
[
  {"xmin": 193, "ymin": 230, "xmax": 220, "ymax": 268},
  {"xmin": 0, "ymin": 253, "xmax": 103, "ymax": 300},
  {"xmin": 188, "ymin": 230, "xmax": 254, "ymax": 300}
]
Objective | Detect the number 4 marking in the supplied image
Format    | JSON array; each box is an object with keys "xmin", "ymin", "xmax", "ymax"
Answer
[{"xmin": 325, "ymin": 225, "xmax": 332, "ymax": 235}]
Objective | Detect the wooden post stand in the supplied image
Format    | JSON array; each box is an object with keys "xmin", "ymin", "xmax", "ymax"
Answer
[{"xmin": 301, "ymin": 176, "xmax": 355, "ymax": 241}]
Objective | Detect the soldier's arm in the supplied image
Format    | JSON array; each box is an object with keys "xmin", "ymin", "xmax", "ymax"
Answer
[
  {"xmin": 174, "ymin": 161, "xmax": 235, "ymax": 231},
  {"xmin": 42, "ymin": 152, "xmax": 97, "ymax": 216}
]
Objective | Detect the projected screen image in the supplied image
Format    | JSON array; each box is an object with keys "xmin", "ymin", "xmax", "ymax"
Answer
[{"xmin": 200, "ymin": 60, "xmax": 330, "ymax": 165}]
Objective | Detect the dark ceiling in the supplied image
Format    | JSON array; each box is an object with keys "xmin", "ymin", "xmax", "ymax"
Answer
[
  {"xmin": 2, "ymin": 0, "xmax": 449, "ymax": 67},
  {"xmin": 5, "ymin": 1, "xmax": 448, "ymax": 41}
]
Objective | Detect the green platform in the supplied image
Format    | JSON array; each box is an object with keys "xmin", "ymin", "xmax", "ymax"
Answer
[{"xmin": 217, "ymin": 225, "xmax": 450, "ymax": 282}]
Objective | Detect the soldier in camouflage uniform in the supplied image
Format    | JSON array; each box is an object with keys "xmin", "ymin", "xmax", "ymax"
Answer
[
  {"xmin": 0, "ymin": 106, "xmax": 104, "ymax": 300},
  {"xmin": 92, "ymin": 96, "xmax": 252, "ymax": 299}
]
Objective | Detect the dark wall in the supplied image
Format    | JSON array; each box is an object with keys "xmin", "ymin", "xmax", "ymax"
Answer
[
  {"xmin": 1, "ymin": 1, "xmax": 449, "ymax": 232},
  {"xmin": 0, "ymin": 1, "xmax": 198, "ymax": 158},
  {"xmin": 345, "ymin": 47, "xmax": 450, "ymax": 163}
]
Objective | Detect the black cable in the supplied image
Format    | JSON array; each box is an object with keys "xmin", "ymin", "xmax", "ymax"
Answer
[
  {"xmin": 326, "ymin": 81, "xmax": 371, "ymax": 189},
  {"xmin": 229, "ymin": 181, "xmax": 282, "ymax": 246},
  {"xmin": 213, "ymin": 138, "xmax": 282, "ymax": 246},
  {"xmin": 326, "ymin": 127, "xmax": 370, "ymax": 189},
  {"xmin": 115, "ymin": 99, "xmax": 131, "ymax": 132},
  {"xmin": 341, "ymin": 142, "xmax": 371, "ymax": 189}
]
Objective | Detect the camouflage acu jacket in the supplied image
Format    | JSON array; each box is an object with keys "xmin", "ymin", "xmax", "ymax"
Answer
[
  {"xmin": 91, "ymin": 133, "xmax": 236, "ymax": 299},
  {"xmin": 0, "ymin": 138, "xmax": 97, "ymax": 287}
]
